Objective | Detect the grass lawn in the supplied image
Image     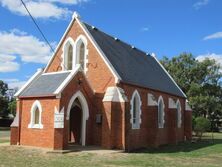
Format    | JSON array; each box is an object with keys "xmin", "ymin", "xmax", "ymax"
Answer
[
  {"xmin": 0, "ymin": 127, "xmax": 10, "ymax": 143},
  {"xmin": 0, "ymin": 133, "xmax": 222, "ymax": 167}
]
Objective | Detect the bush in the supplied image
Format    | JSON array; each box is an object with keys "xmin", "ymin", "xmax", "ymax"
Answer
[
  {"xmin": 192, "ymin": 116, "xmax": 196, "ymax": 131},
  {"xmin": 194, "ymin": 117, "xmax": 211, "ymax": 140}
]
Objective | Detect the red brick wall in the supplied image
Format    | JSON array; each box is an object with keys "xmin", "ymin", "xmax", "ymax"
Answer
[
  {"xmin": 184, "ymin": 110, "xmax": 192, "ymax": 140},
  {"xmin": 101, "ymin": 102, "xmax": 112, "ymax": 148},
  {"xmin": 111, "ymin": 102, "xmax": 125, "ymax": 149},
  {"xmin": 45, "ymin": 20, "xmax": 116, "ymax": 93},
  {"xmin": 19, "ymin": 97, "xmax": 59, "ymax": 149},
  {"xmin": 10, "ymin": 127, "xmax": 18, "ymax": 145},
  {"xmin": 120, "ymin": 83, "xmax": 187, "ymax": 150},
  {"xmin": 101, "ymin": 101, "xmax": 125, "ymax": 149}
]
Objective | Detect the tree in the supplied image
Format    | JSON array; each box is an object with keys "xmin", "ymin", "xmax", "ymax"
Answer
[
  {"xmin": 194, "ymin": 117, "xmax": 211, "ymax": 140},
  {"xmin": 8, "ymin": 99, "xmax": 16, "ymax": 116},
  {"xmin": 0, "ymin": 80, "xmax": 9, "ymax": 117},
  {"xmin": 160, "ymin": 53, "xmax": 222, "ymax": 131},
  {"xmin": 0, "ymin": 97, "xmax": 8, "ymax": 116},
  {"xmin": 0, "ymin": 80, "xmax": 8, "ymax": 96}
]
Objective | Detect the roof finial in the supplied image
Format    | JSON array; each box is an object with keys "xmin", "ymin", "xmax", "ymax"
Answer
[
  {"xmin": 72, "ymin": 11, "xmax": 81, "ymax": 19},
  {"xmin": 151, "ymin": 53, "xmax": 156, "ymax": 57}
]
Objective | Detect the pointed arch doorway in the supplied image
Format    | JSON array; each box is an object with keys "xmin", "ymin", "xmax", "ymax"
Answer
[{"xmin": 66, "ymin": 91, "xmax": 89, "ymax": 146}]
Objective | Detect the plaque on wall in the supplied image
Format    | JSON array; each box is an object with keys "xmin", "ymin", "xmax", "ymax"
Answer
[{"xmin": 54, "ymin": 107, "xmax": 64, "ymax": 129}]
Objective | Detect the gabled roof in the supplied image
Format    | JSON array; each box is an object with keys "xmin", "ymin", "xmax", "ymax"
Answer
[
  {"xmin": 19, "ymin": 72, "xmax": 70, "ymax": 97},
  {"xmin": 17, "ymin": 65, "xmax": 82, "ymax": 98},
  {"xmin": 83, "ymin": 23, "xmax": 186, "ymax": 98}
]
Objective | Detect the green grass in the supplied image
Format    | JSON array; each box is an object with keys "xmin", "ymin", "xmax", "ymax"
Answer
[
  {"xmin": 0, "ymin": 139, "xmax": 9, "ymax": 143},
  {"xmin": 0, "ymin": 133, "xmax": 222, "ymax": 167},
  {"xmin": 0, "ymin": 127, "xmax": 10, "ymax": 143}
]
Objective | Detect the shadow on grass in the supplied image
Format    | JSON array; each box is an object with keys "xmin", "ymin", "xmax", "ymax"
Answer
[
  {"xmin": 130, "ymin": 134, "xmax": 222, "ymax": 154},
  {"xmin": 0, "ymin": 127, "xmax": 10, "ymax": 131}
]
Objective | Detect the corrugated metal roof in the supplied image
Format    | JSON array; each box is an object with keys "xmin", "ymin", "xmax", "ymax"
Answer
[
  {"xmin": 20, "ymin": 72, "xmax": 70, "ymax": 97},
  {"xmin": 84, "ymin": 22, "xmax": 185, "ymax": 98}
]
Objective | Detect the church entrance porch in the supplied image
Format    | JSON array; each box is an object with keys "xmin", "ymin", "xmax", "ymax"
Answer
[
  {"xmin": 66, "ymin": 91, "xmax": 89, "ymax": 146},
  {"xmin": 69, "ymin": 98, "xmax": 82, "ymax": 145}
]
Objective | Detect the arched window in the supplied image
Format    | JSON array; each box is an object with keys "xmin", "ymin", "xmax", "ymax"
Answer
[
  {"xmin": 28, "ymin": 100, "xmax": 43, "ymax": 129},
  {"xmin": 75, "ymin": 36, "xmax": 87, "ymax": 71},
  {"xmin": 176, "ymin": 100, "xmax": 182, "ymax": 128},
  {"xmin": 76, "ymin": 40, "xmax": 86, "ymax": 70},
  {"xmin": 158, "ymin": 96, "xmax": 165, "ymax": 128},
  {"xmin": 67, "ymin": 44, "xmax": 73, "ymax": 70},
  {"xmin": 79, "ymin": 42, "xmax": 85, "ymax": 69},
  {"xmin": 63, "ymin": 38, "xmax": 75, "ymax": 71},
  {"xmin": 34, "ymin": 108, "xmax": 40, "ymax": 124},
  {"xmin": 64, "ymin": 43, "xmax": 73, "ymax": 70},
  {"xmin": 130, "ymin": 90, "xmax": 142, "ymax": 129}
]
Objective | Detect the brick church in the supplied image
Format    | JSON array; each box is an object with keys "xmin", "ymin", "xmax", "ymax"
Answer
[{"xmin": 11, "ymin": 12, "xmax": 192, "ymax": 150}]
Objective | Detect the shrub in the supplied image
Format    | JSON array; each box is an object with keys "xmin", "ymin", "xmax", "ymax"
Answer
[
  {"xmin": 192, "ymin": 116, "xmax": 196, "ymax": 131},
  {"xmin": 194, "ymin": 117, "xmax": 211, "ymax": 140}
]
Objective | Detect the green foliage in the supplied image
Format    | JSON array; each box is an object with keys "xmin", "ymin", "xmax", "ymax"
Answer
[
  {"xmin": 0, "ymin": 80, "xmax": 8, "ymax": 97},
  {"xmin": 0, "ymin": 96, "xmax": 8, "ymax": 116},
  {"xmin": 8, "ymin": 99, "xmax": 16, "ymax": 116},
  {"xmin": 194, "ymin": 117, "xmax": 211, "ymax": 139},
  {"xmin": 161, "ymin": 53, "xmax": 222, "ymax": 130},
  {"xmin": 192, "ymin": 116, "xmax": 196, "ymax": 130},
  {"xmin": 0, "ymin": 80, "xmax": 9, "ymax": 116}
]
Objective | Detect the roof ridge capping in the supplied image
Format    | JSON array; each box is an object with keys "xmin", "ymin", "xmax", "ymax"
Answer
[
  {"xmin": 83, "ymin": 21, "xmax": 150, "ymax": 56},
  {"xmin": 151, "ymin": 53, "xmax": 187, "ymax": 98}
]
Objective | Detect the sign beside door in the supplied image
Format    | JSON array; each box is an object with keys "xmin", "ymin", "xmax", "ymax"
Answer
[{"xmin": 54, "ymin": 107, "xmax": 64, "ymax": 128}]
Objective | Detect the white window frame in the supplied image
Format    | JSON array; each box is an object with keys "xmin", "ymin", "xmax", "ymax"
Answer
[
  {"xmin": 28, "ymin": 100, "xmax": 43, "ymax": 129},
  {"xmin": 62, "ymin": 37, "xmax": 75, "ymax": 71},
  {"xmin": 176, "ymin": 100, "xmax": 182, "ymax": 128},
  {"xmin": 62, "ymin": 35, "xmax": 88, "ymax": 72},
  {"xmin": 158, "ymin": 96, "xmax": 165, "ymax": 128},
  {"xmin": 130, "ymin": 90, "xmax": 142, "ymax": 129},
  {"xmin": 75, "ymin": 35, "xmax": 88, "ymax": 73}
]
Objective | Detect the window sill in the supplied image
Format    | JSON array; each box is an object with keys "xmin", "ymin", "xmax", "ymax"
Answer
[
  {"xmin": 132, "ymin": 124, "xmax": 140, "ymax": 130},
  {"xmin": 28, "ymin": 124, "xmax": 43, "ymax": 129}
]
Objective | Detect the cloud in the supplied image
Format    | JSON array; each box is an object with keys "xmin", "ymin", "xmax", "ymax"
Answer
[
  {"xmin": 203, "ymin": 32, "xmax": 222, "ymax": 40},
  {"xmin": 44, "ymin": 0, "xmax": 89, "ymax": 5},
  {"xmin": 141, "ymin": 27, "xmax": 149, "ymax": 32},
  {"xmin": 0, "ymin": 0, "xmax": 89, "ymax": 19},
  {"xmin": 0, "ymin": 29, "xmax": 52, "ymax": 65},
  {"xmin": 8, "ymin": 80, "xmax": 27, "ymax": 89},
  {"xmin": 193, "ymin": 0, "xmax": 210, "ymax": 10},
  {"xmin": 10, "ymin": 28, "xmax": 27, "ymax": 36},
  {"xmin": 0, "ymin": 78, "xmax": 27, "ymax": 89},
  {"xmin": 0, "ymin": 54, "xmax": 20, "ymax": 72},
  {"xmin": 196, "ymin": 53, "xmax": 222, "ymax": 71}
]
